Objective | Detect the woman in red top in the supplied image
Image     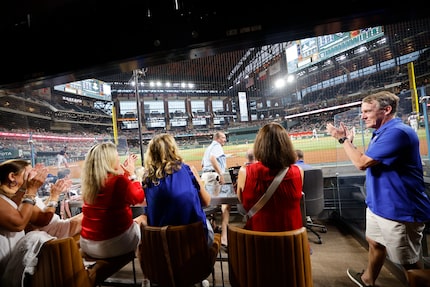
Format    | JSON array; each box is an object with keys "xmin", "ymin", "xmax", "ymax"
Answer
[
  {"xmin": 80, "ymin": 142, "xmax": 145, "ymax": 259},
  {"xmin": 236, "ymin": 122, "xmax": 304, "ymax": 231}
]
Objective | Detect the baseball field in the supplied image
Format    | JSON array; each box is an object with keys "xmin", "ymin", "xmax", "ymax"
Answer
[{"xmin": 54, "ymin": 130, "xmax": 429, "ymax": 180}]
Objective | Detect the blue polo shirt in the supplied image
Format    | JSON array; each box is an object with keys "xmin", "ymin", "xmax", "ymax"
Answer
[{"xmin": 365, "ymin": 118, "xmax": 430, "ymax": 222}]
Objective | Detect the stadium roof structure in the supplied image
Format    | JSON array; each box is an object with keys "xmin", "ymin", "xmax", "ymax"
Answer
[{"xmin": 0, "ymin": 1, "xmax": 428, "ymax": 92}]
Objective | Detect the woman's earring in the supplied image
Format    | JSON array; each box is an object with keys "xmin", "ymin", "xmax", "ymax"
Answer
[{"xmin": 9, "ymin": 180, "xmax": 18, "ymax": 188}]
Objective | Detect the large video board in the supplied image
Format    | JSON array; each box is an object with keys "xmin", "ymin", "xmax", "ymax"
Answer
[
  {"xmin": 286, "ymin": 26, "xmax": 384, "ymax": 74},
  {"xmin": 54, "ymin": 79, "xmax": 112, "ymax": 101}
]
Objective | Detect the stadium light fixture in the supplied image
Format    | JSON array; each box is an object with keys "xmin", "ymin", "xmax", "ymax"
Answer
[
  {"xmin": 274, "ymin": 78, "xmax": 285, "ymax": 88},
  {"xmin": 275, "ymin": 74, "xmax": 295, "ymax": 89}
]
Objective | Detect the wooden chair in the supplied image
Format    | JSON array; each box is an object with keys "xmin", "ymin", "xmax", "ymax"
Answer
[
  {"xmin": 138, "ymin": 221, "xmax": 221, "ymax": 287},
  {"xmin": 26, "ymin": 237, "xmax": 93, "ymax": 287},
  {"xmin": 26, "ymin": 236, "xmax": 136, "ymax": 287},
  {"xmin": 407, "ymin": 269, "xmax": 430, "ymax": 287},
  {"xmin": 227, "ymin": 225, "xmax": 313, "ymax": 287}
]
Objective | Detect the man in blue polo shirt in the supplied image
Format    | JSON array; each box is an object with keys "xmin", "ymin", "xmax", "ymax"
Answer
[{"xmin": 327, "ymin": 91, "xmax": 430, "ymax": 287}]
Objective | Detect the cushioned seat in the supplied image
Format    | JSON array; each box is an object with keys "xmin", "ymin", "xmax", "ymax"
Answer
[
  {"xmin": 227, "ymin": 225, "xmax": 313, "ymax": 287},
  {"xmin": 138, "ymin": 221, "xmax": 221, "ymax": 287}
]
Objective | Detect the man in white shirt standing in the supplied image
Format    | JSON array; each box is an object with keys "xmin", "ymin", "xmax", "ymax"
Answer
[{"xmin": 201, "ymin": 131, "xmax": 229, "ymax": 247}]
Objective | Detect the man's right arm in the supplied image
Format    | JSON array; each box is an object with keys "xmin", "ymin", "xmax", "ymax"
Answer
[
  {"xmin": 327, "ymin": 122, "xmax": 377, "ymax": 170},
  {"xmin": 341, "ymin": 139, "xmax": 376, "ymax": 170},
  {"xmin": 210, "ymin": 155, "xmax": 225, "ymax": 184}
]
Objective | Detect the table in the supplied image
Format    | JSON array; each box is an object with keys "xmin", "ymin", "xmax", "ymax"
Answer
[
  {"xmin": 204, "ymin": 184, "xmax": 241, "ymax": 225},
  {"xmin": 206, "ymin": 184, "xmax": 240, "ymax": 205},
  {"xmin": 67, "ymin": 184, "xmax": 240, "ymax": 215}
]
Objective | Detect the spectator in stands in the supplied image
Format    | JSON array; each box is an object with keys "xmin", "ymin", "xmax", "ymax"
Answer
[
  {"xmin": 201, "ymin": 131, "xmax": 229, "ymax": 247},
  {"xmin": 142, "ymin": 134, "xmax": 214, "ymax": 246},
  {"xmin": 32, "ymin": 167, "xmax": 81, "ymax": 237},
  {"xmin": 245, "ymin": 148, "xmax": 256, "ymax": 165},
  {"xmin": 236, "ymin": 122, "xmax": 304, "ymax": 232},
  {"xmin": 79, "ymin": 142, "xmax": 146, "ymax": 259},
  {"xmin": 326, "ymin": 91, "xmax": 430, "ymax": 287},
  {"xmin": 37, "ymin": 173, "xmax": 57, "ymax": 197},
  {"xmin": 295, "ymin": 149, "xmax": 314, "ymax": 170},
  {"xmin": 227, "ymin": 149, "xmax": 254, "ymax": 194},
  {"xmin": 57, "ymin": 168, "xmax": 71, "ymax": 180},
  {"xmin": 0, "ymin": 160, "xmax": 49, "ymax": 278},
  {"xmin": 56, "ymin": 146, "xmax": 69, "ymax": 168},
  {"xmin": 56, "ymin": 168, "xmax": 78, "ymax": 219}
]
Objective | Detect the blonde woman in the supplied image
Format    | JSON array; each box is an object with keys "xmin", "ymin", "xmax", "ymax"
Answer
[
  {"xmin": 79, "ymin": 142, "xmax": 145, "ymax": 259},
  {"xmin": 142, "ymin": 134, "xmax": 214, "ymax": 246}
]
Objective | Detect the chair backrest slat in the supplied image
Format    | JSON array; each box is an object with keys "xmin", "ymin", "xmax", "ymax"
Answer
[
  {"xmin": 138, "ymin": 221, "xmax": 221, "ymax": 287},
  {"xmin": 227, "ymin": 225, "xmax": 313, "ymax": 287},
  {"xmin": 29, "ymin": 237, "xmax": 93, "ymax": 287}
]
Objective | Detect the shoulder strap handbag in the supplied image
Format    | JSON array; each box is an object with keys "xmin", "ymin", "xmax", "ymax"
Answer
[{"xmin": 245, "ymin": 167, "xmax": 289, "ymax": 221}]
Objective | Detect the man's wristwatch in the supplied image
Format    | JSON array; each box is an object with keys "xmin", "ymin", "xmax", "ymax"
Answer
[{"xmin": 338, "ymin": 137, "xmax": 349, "ymax": 144}]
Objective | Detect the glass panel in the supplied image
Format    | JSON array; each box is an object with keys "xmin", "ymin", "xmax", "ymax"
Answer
[{"xmin": 332, "ymin": 108, "xmax": 366, "ymax": 231}]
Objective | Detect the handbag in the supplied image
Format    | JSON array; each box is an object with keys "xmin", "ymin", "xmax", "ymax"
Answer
[{"xmin": 244, "ymin": 167, "xmax": 289, "ymax": 221}]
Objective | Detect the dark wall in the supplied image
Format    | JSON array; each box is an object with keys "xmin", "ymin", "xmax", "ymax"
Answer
[{"xmin": 1, "ymin": 0, "xmax": 428, "ymax": 89}]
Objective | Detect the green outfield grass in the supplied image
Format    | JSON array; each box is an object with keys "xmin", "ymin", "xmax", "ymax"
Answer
[{"xmin": 125, "ymin": 129, "xmax": 428, "ymax": 170}]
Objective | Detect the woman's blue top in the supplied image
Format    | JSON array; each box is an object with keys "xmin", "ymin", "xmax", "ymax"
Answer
[{"xmin": 144, "ymin": 163, "xmax": 209, "ymax": 238}]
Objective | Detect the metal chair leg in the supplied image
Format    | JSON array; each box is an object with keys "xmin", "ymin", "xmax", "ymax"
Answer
[{"xmin": 218, "ymin": 249, "xmax": 225, "ymax": 287}]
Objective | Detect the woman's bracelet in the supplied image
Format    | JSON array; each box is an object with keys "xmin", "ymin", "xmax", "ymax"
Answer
[
  {"xmin": 46, "ymin": 200, "xmax": 59, "ymax": 208},
  {"xmin": 22, "ymin": 193, "xmax": 36, "ymax": 200},
  {"xmin": 21, "ymin": 198, "xmax": 36, "ymax": 205}
]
